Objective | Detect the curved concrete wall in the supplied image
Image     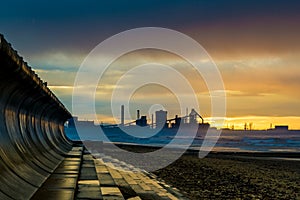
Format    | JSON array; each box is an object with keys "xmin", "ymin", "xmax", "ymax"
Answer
[{"xmin": 0, "ymin": 34, "xmax": 73, "ymax": 199}]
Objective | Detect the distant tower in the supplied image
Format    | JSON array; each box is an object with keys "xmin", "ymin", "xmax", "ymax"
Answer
[
  {"xmin": 121, "ymin": 105, "xmax": 124, "ymax": 125},
  {"xmin": 174, "ymin": 115, "xmax": 181, "ymax": 128},
  {"xmin": 151, "ymin": 114, "xmax": 154, "ymax": 129},
  {"xmin": 185, "ymin": 108, "xmax": 188, "ymax": 123},
  {"xmin": 155, "ymin": 110, "xmax": 167, "ymax": 128},
  {"xmin": 249, "ymin": 123, "xmax": 253, "ymax": 131}
]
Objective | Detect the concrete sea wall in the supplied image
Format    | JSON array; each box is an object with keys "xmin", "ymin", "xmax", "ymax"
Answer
[{"xmin": 0, "ymin": 34, "xmax": 73, "ymax": 199}]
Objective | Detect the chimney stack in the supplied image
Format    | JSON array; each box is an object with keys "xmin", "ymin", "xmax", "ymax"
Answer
[{"xmin": 121, "ymin": 105, "xmax": 124, "ymax": 125}]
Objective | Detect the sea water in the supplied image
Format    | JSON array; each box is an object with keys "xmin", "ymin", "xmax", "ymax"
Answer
[{"xmin": 65, "ymin": 126, "xmax": 300, "ymax": 152}]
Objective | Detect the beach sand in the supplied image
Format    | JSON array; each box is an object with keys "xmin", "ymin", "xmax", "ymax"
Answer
[
  {"xmin": 83, "ymin": 142, "xmax": 300, "ymax": 199},
  {"xmin": 113, "ymin": 144, "xmax": 300, "ymax": 199},
  {"xmin": 153, "ymin": 154, "xmax": 300, "ymax": 199}
]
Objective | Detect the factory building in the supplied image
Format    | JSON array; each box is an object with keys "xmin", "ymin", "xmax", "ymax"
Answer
[{"xmin": 155, "ymin": 110, "xmax": 168, "ymax": 128}]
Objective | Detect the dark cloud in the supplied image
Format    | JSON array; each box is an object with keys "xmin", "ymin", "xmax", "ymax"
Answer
[{"xmin": 1, "ymin": 0, "xmax": 300, "ymax": 56}]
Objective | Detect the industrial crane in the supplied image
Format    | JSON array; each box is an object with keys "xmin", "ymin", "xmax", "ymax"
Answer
[
  {"xmin": 165, "ymin": 108, "xmax": 204, "ymax": 124},
  {"xmin": 189, "ymin": 108, "xmax": 204, "ymax": 124}
]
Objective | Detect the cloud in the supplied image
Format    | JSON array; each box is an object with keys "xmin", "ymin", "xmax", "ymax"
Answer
[
  {"xmin": 41, "ymin": 48, "xmax": 300, "ymax": 126},
  {"xmin": 2, "ymin": 0, "xmax": 300, "ymax": 128},
  {"xmin": 27, "ymin": 51, "xmax": 84, "ymax": 71}
]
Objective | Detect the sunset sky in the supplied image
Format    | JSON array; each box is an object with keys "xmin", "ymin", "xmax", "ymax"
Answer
[{"xmin": 1, "ymin": 0, "xmax": 300, "ymax": 129}]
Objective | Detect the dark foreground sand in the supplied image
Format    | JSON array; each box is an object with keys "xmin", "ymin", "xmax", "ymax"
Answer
[
  {"xmin": 114, "ymin": 144, "xmax": 300, "ymax": 199},
  {"xmin": 83, "ymin": 142, "xmax": 300, "ymax": 199},
  {"xmin": 153, "ymin": 154, "xmax": 300, "ymax": 199}
]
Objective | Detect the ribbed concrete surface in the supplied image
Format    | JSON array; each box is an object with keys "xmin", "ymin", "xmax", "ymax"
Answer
[{"xmin": 0, "ymin": 34, "xmax": 73, "ymax": 199}]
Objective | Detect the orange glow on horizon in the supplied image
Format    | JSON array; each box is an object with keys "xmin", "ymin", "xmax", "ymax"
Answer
[{"xmin": 205, "ymin": 116, "xmax": 300, "ymax": 130}]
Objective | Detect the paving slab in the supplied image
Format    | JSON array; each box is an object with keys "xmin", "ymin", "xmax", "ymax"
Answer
[
  {"xmin": 97, "ymin": 173, "xmax": 116, "ymax": 186},
  {"xmin": 101, "ymin": 187, "xmax": 124, "ymax": 200},
  {"xmin": 33, "ymin": 147, "xmax": 187, "ymax": 200}
]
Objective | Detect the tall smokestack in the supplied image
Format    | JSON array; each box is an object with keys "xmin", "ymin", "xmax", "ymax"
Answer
[
  {"xmin": 121, "ymin": 105, "xmax": 124, "ymax": 125},
  {"xmin": 185, "ymin": 108, "xmax": 188, "ymax": 123},
  {"xmin": 151, "ymin": 114, "xmax": 154, "ymax": 129},
  {"xmin": 137, "ymin": 110, "xmax": 140, "ymax": 119}
]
